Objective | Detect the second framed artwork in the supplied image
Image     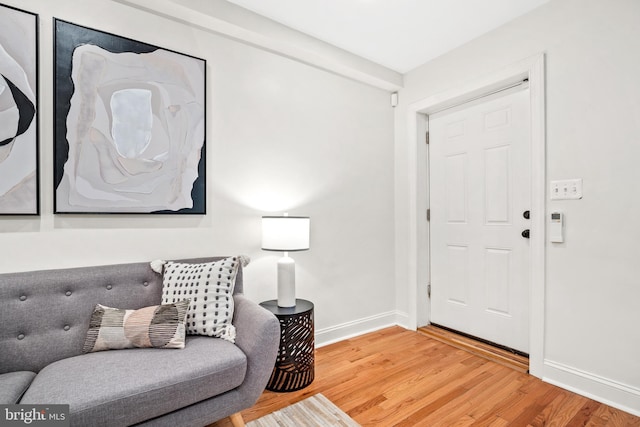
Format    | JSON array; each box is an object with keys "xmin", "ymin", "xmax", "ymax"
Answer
[{"xmin": 54, "ymin": 19, "xmax": 206, "ymax": 214}]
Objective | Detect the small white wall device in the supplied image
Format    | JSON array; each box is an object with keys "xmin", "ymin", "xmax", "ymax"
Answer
[
  {"xmin": 550, "ymin": 212, "xmax": 564, "ymax": 243},
  {"xmin": 390, "ymin": 92, "xmax": 398, "ymax": 107}
]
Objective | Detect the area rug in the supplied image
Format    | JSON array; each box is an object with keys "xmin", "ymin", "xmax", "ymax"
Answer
[{"xmin": 247, "ymin": 394, "xmax": 361, "ymax": 427}]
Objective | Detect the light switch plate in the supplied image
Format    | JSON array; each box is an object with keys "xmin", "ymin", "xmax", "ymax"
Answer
[{"xmin": 550, "ymin": 179, "xmax": 582, "ymax": 200}]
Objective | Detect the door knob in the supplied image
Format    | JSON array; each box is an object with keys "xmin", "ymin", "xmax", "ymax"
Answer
[
  {"xmin": 523, "ymin": 210, "xmax": 530, "ymax": 219},
  {"xmin": 521, "ymin": 229, "xmax": 530, "ymax": 239}
]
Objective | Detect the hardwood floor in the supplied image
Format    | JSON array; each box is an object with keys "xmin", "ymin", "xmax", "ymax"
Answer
[{"xmin": 211, "ymin": 327, "xmax": 639, "ymax": 426}]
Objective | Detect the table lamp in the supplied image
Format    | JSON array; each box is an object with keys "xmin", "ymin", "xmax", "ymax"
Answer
[{"xmin": 262, "ymin": 214, "xmax": 310, "ymax": 308}]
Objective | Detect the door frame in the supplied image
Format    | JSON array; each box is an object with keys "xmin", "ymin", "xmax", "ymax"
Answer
[{"xmin": 405, "ymin": 53, "xmax": 546, "ymax": 377}]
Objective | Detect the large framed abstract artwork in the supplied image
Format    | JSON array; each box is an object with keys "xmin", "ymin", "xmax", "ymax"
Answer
[
  {"xmin": 54, "ymin": 20, "xmax": 206, "ymax": 214},
  {"xmin": 0, "ymin": 4, "xmax": 38, "ymax": 215}
]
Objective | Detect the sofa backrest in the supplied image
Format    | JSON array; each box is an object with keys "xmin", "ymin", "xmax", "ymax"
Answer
[{"xmin": 0, "ymin": 257, "xmax": 243, "ymax": 374}]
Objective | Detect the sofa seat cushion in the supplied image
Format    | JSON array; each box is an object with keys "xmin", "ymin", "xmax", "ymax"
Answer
[
  {"xmin": 20, "ymin": 336, "xmax": 246, "ymax": 427},
  {"xmin": 0, "ymin": 371, "xmax": 36, "ymax": 404}
]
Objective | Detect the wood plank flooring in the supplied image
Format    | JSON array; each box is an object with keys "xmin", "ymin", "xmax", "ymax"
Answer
[{"xmin": 210, "ymin": 327, "xmax": 639, "ymax": 427}]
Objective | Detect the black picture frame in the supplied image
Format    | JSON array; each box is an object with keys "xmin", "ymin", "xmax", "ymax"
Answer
[{"xmin": 54, "ymin": 19, "xmax": 206, "ymax": 214}]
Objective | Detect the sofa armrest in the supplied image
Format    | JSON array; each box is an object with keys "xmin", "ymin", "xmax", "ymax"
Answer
[{"xmin": 232, "ymin": 295, "xmax": 279, "ymax": 404}]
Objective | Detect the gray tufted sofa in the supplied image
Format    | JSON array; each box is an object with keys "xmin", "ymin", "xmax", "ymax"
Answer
[{"xmin": 0, "ymin": 257, "xmax": 280, "ymax": 427}]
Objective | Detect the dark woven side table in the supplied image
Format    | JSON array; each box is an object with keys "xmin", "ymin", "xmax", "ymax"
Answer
[{"xmin": 259, "ymin": 299, "xmax": 314, "ymax": 392}]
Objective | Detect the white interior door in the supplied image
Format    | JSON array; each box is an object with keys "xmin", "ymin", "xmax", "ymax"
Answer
[{"xmin": 429, "ymin": 86, "xmax": 531, "ymax": 353}]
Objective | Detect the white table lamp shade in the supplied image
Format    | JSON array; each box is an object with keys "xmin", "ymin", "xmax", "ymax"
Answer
[
  {"xmin": 262, "ymin": 216, "xmax": 310, "ymax": 308},
  {"xmin": 262, "ymin": 216, "xmax": 310, "ymax": 251}
]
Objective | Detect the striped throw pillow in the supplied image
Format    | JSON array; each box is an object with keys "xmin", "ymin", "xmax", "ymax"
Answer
[{"xmin": 83, "ymin": 300, "xmax": 189, "ymax": 353}]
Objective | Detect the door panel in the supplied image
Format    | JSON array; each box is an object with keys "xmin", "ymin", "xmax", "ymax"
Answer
[
  {"xmin": 484, "ymin": 145, "xmax": 510, "ymax": 224},
  {"xmin": 446, "ymin": 244, "xmax": 469, "ymax": 305},
  {"xmin": 429, "ymin": 87, "xmax": 531, "ymax": 353},
  {"xmin": 445, "ymin": 153, "xmax": 467, "ymax": 223},
  {"xmin": 485, "ymin": 247, "xmax": 511, "ymax": 315}
]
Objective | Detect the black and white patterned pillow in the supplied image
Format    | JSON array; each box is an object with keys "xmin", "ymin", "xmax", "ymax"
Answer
[{"xmin": 160, "ymin": 257, "xmax": 242, "ymax": 342}]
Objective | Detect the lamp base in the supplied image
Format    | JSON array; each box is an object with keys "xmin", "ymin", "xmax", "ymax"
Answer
[{"xmin": 277, "ymin": 255, "xmax": 296, "ymax": 308}]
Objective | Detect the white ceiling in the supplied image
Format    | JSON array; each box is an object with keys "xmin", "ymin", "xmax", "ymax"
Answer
[{"xmin": 224, "ymin": 0, "xmax": 549, "ymax": 73}]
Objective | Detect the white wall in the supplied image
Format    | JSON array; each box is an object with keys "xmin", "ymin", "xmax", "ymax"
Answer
[
  {"xmin": 0, "ymin": 0, "xmax": 396, "ymax": 344},
  {"xmin": 395, "ymin": 0, "xmax": 640, "ymax": 414}
]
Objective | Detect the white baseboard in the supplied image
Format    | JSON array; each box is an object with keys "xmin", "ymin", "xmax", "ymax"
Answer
[
  {"xmin": 544, "ymin": 359, "xmax": 640, "ymax": 416},
  {"xmin": 315, "ymin": 311, "xmax": 410, "ymax": 348},
  {"xmin": 394, "ymin": 310, "xmax": 411, "ymax": 329}
]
